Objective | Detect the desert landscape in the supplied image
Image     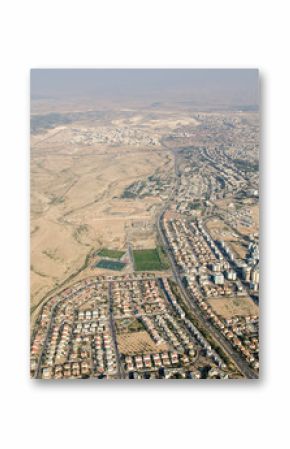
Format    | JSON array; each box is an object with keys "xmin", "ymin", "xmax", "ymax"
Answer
[{"xmin": 30, "ymin": 105, "xmax": 195, "ymax": 316}]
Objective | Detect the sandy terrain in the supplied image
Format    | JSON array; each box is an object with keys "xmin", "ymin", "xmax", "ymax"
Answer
[
  {"xmin": 208, "ymin": 296, "xmax": 259, "ymax": 319},
  {"xmin": 30, "ymin": 109, "xmax": 179, "ymax": 315},
  {"xmin": 117, "ymin": 331, "xmax": 170, "ymax": 355},
  {"xmin": 206, "ymin": 218, "xmax": 239, "ymax": 241},
  {"xmin": 229, "ymin": 242, "xmax": 248, "ymax": 259}
]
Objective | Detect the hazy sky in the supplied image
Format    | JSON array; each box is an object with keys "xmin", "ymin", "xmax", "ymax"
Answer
[{"xmin": 31, "ymin": 69, "xmax": 259, "ymax": 108}]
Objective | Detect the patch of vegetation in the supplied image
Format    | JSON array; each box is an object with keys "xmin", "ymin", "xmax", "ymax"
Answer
[
  {"xmin": 42, "ymin": 249, "xmax": 60, "ymax": 261},
  {"xmin": 216, "ymin": 176, "xmax": 226, "ymax": 189},
  {"xmin": 234, "ymin": 159, "xmax": 259, "ymax": 173},
  {"xmin": 156, "ymin": 246, "xmax": 170, "ymax": 269},
  {"xmin": 121, "ymin": 189, "xmax": 137, "ymax": 199},
  {"xmin": 98, "ymin": 248, "xmax": 125, "ymax": 259},
  {"xmin": 133, "ymin": 247, "xmax": 169, "ymax": 271},
  {"xmin": 188, "ymin": 201, "xmax": 201, "ymax": 210},
  {"xmin": 121, "ymin": 181, "xmax": 145, "ymax": 199},
  {"xmin": 96, "ymin": 259, "xmax": 126, "ymax": 271},
  {"xmin": 31, "ymin": 113, "xmax": 72, "ymax": 134},
  {"xmin": 30, "ymin": 110, "xmax": 106, "ymax": 134},
  {"xmin": 30, "ymin": 265, "xmax": 49, "ymax": 278},
  {"xmin": 127, "ymin": 319, "xmax": 145, "ymax": 333},
  {"xmin": 76, "ymin": 224, "xmax": 89, "ymax": 233},
  {"xmin": 73, "ymin": 224, "xmax": 90, "ymax": 247},
  {"xmin": 49, "ymin": 196, "xmax": 65, "ymax": 205}
]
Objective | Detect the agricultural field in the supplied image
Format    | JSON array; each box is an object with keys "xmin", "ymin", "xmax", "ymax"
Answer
[
  {"xmin": 96, "ymin": 259, "xmax": 126, "ymax": 271},
  {"xmin": 133, "ymin": 247, "xmax": 169, "ymax": 271},
  {"xmin": 98, "ymin": 248, "xmax": 125, "ymax": 259}
]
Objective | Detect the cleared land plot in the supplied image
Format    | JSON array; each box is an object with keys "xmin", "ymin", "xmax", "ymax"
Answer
[
  {"xmin": 229, "ymin": 241, "xmax": 247, "ymax": 259},
  {"xmin": 96, "ymin": 259, "xmax": 126, "ymax": 271},
  {"xmin": 206, "ymin": 218, "xmax": 237, "ymax": 241},
  {"xmin": 133, "ymin": 247, "xmax": 169, "ymax": 271},
  {"xmin": 98, "ymin": 248, "xmax": 125, "ymax": 259},
  {"xmin": 117, "ymin": 331, "xmax": 169, "ymax": 355},
  {"xmin": 116, "ymin": 318, "xmax": 145, "ymax": 333},
  {"xmin": 208, "ymin": 296, "xmax": 259, "ymax": 319}
]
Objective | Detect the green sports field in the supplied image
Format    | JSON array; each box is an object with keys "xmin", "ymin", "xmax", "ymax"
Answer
[
  {"xmin": 96, "ymin": 259, "xmax": 126, "ymax": 271},
  {"xmin": 133, "ymin": 247, "xmax": 170, "ymax": 271},
  {"xmin": 97, "ymin": 249, "xmax": 125, "ymax": 259}
]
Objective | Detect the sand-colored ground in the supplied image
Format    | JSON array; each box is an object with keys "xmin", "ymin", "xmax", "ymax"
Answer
[
  {"xmin": 117, "ymin": 331, "xmax": 169, "ymax": 355},
  {"xmin": 229, "ymin": 242, "xmax": 247, "ymax": 259},
  {"xmin": 112, "ymin": 114, "xmax": 200, "ymax": 130},
  {"xmin": 208, "ymin": 296, "xmax": 259, "ymax": 319},
  {"xmin": 31, "ymin": 114, "xmax": 175, "ymax": 315},
  {"xmin": 236, "ymin": 204, "xmax": 259, "ymax": 236},
  {"xmin": 206, "ymin": 218, "xmax": 238, "ymax": 241}
]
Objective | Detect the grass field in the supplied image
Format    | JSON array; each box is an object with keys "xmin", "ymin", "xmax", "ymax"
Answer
[
  {"xmin": 96, "ymin": 259, "xmax": 126, "ymax": 271},
  {"xmin": 133, "ymin": 247, "xmax": 169, "ymax": 271},
  {"xmin": 116, "ymin": 318, "xmax": 145, "ymax": 333},
  {"xmin": 98, "ymin": 248, "xmax": 125, "ymax": 259}
]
